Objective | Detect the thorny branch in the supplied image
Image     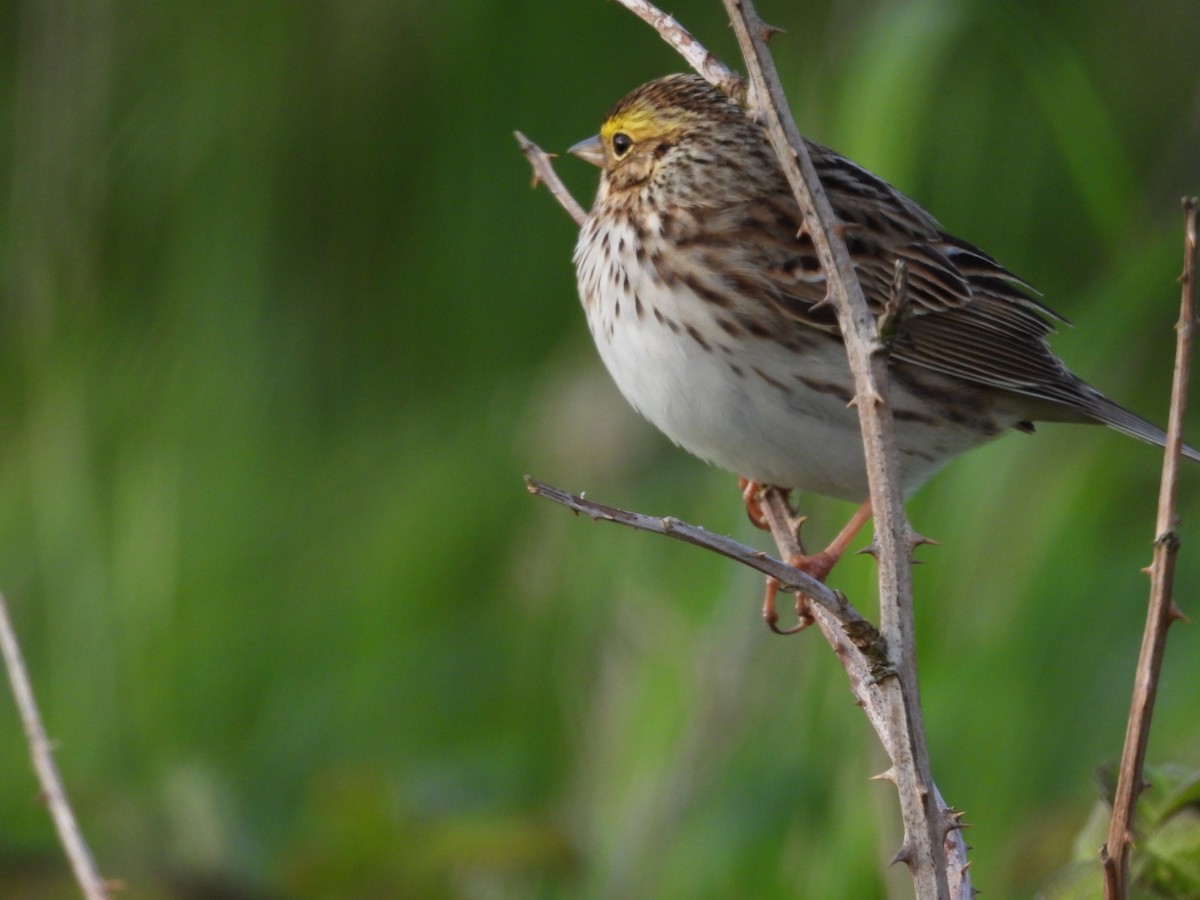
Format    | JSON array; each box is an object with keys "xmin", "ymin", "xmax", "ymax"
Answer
[
  {"xmin": 525, "ymin": 477, "xmax": 889, "ymax": 669},
  {"xmin": 1101, "ymin": 197, "xmax": 1199, "ymax": 899},
  {"xmin": 718, "ymin": 1, "xmax": 950, "ymax": 895}
]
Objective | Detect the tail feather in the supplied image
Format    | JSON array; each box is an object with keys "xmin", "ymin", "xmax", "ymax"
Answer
[{"xmin": 1084, "ymin": 391, "xmax": 1200, "ymax": 464}]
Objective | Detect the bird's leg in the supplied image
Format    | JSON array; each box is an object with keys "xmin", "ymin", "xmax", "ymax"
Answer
[
  {"xmin": 786, "ymin": 499, "xmax": 873, "ymax": 583},
  {"xmin": 753, "ymin": 492, "xmax": 873, "ymax": 634},
  {"xmin": 738, "ymin": 478, "xmax": 807, "ymax": 631},
  {"xmin": 763, "ymin": 575, "xmax": 813, "ymax": 634},
  {"xmin": 738, "ymin": 477, "xmax": 771, "ymax": 531}
]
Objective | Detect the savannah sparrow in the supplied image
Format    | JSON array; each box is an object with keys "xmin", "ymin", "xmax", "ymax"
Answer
[{"xmin": 570, "ymin": 74, "xmax": 1195, "ymax": 542}]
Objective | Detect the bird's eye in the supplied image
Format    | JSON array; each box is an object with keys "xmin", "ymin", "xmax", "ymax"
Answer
[{"xmin": 611, "ymin": 132, "xmax": 633, "ymax": 157}]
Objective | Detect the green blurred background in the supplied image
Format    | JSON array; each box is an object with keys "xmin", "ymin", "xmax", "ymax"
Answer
[{"xmin": 1, "ymin": 1, "xmax": 1197, "ymax": 897}]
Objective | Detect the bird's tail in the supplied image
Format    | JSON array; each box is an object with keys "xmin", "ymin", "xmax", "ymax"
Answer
[{"xmin": 1083, "ymin": 389, "xmax": 1200, "ymax": 464}]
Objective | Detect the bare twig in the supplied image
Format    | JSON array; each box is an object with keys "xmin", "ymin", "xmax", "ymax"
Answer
[
  {"xmin": 1101, "ymin": 197, "xmax": 1199, "ymax": 899},
  {"xmin": 0, "ymin": 590, "xmax": 111, "ymax": 899},
  {"xmin": 720, "ymin": 1, "xmax": 949, "ymax": 895},
  {"xmin": 610, "ymin": 0, "xmax": 745, "ymax": 98},
  {"xmin": 525, "ymin": 477, "xmax": 881, "ymax": 643},
  {"xmin": 515, "ymin": 131, "xmax": 588, "ymax": 227}
]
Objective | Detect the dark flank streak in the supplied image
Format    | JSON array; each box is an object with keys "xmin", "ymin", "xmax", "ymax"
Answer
[
  {"xmin": 685, "ymin": 322, "xmax": 712, "ymax": 351},
  {"xmin": 893, "ymin": 369, "xmax": 999, "ymax": 434},
  {"xmin": 752, "ymin": 365, "xmax": 792, "ymax": 393},
  {"xmin": 737, "ymin": 314, "xmax": 772, "ymax": 338},
  {"xmin": 716, "ymin": 316, "xmax": 743, "ymax": 337},
  {"xmin": 781, "ymin": 254, "xmax": 819, "ymax": 274},
  {"xmin": 795, "ymin": 374, "xmax": 854, "ymax": 404},
  {"xmin": 681, "ymin": 271, "xmax": 733, "ymax": 308},
  {"xmin": 893, "ymin": 408, "xmax": 941, "ymax": 427}
]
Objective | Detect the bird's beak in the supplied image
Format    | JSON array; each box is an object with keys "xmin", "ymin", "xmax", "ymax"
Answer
[{"xmin": 568, "ymin": 134, "xmax": 606, "ymax": 168}]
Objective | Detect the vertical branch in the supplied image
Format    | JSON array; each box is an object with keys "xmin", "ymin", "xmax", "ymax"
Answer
[
  {"xmin": 0, "ymin": 590, "xmax": 111, "ymax": 899},
  {"xmin": 720, "ymin": 1, "xmax": 949, "ymax": 897},
  {"xmin": 1101, "ymin": 197, "xmax": 1199, "ymax": 899}
]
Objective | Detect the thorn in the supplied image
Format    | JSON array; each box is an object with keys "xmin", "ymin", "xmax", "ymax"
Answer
[
  {"xmin": 871, "ymin": 767, "xmax": 897, "ymax": 784},
  {"xmin": 908, "ymin": 528, "xmax": 940, "ymax": 549},
  {"xmin": 1169, "ymin": 603, "xmax": 1191, "ymax": 624},
  {"xmin": 858, "ymin": 541, "xmax": 880, "ymax": 558},
  {"xmin": 808, "ymin": 289, "xmax": 835, "ymax": 313},
  {"xmin": 942, "ymin": 811, "xmax": 971, "ymax": 839},
  {"xmin": 760, "ymin": 21, "xmax": 786, "ymax": 41},
  {"xmin": 847, "ymin": 389, "xmax": 885, "ymax": 411},
  {"xmin": 889, "ymin": 841, "xmax": 915, "ymax": 868},
  {"xmin": 943, "ymin": 823, "xmax": 965, "ymax": 840}
]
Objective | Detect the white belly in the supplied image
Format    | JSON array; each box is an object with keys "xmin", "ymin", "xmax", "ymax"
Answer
[{"xmin": 575, "ymin": 223, "xmax": 1015, "ymax": 501}]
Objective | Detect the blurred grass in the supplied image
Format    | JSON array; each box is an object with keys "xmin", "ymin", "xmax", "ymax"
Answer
[{"xmin": 0, "ymin": 0, "xmax": 1198, "ymax": 897}]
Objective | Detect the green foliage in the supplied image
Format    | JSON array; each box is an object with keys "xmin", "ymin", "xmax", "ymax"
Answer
[
  {"xmin": 1040, "ymin": 766, "xmax": 1200, "ymax": 899},
  {"xmin": 0, "ymin": 1, "xmax": 1197, "ymax": 896}
]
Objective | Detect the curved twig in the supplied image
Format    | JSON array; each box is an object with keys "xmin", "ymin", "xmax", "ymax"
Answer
[
  {"xmin": 610, "ymin": 0, "xmax": 745, "ymax": 98},
  {"xmin": 525, "ymin": 477, "xmax": 883, "ymax": 649}
]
